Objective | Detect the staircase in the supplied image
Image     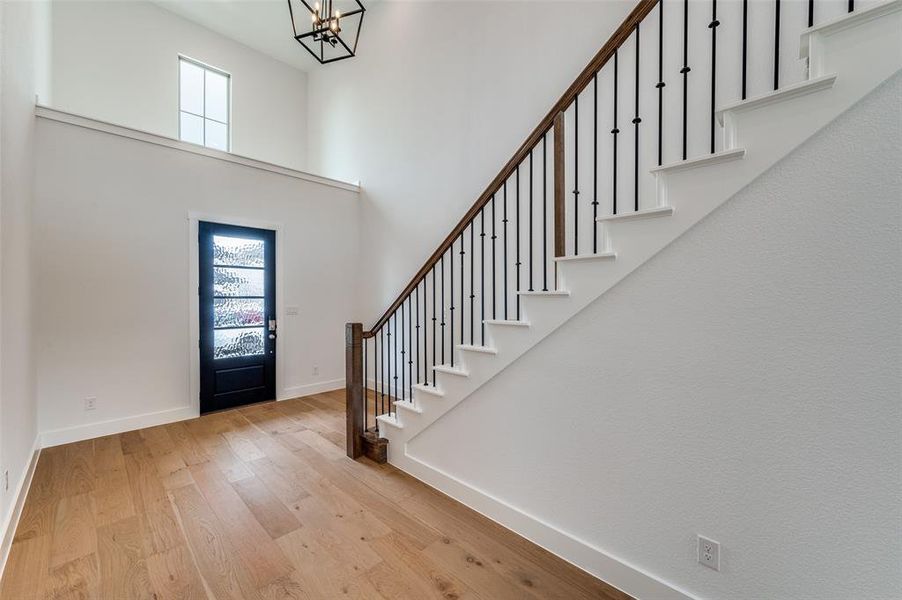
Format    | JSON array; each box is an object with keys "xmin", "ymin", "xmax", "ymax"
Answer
[{"xmin": 344, "ymin": 0, "xmax": 901, "ymax": 596}]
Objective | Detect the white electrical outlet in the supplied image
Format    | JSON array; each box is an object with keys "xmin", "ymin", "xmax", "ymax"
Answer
[
  {"xmin": 84, "ymin": 396, "xmax": 97, "ymax": 411},
  {"xmin": 698, "ymin": 535, "xmax": 720, "ymax": 571}
]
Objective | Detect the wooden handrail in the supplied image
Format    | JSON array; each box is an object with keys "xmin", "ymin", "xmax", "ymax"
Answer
[{"xmin": 363, "ymin": 0, "xmax": 659, "ymax": 337}]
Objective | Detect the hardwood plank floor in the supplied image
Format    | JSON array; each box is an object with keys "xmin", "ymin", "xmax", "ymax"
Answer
[{"xmin": 0, "ymin": 390, "xmax": 631, "ymax": 600}]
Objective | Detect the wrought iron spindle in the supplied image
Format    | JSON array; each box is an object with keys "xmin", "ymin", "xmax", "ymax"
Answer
[
  {"xmin": 515, "ymin": 166, "xmax": 521, "ymax": 319},
  {"xmin": 392, "ymin": 313, "xmax": 397, "ymax": 408},
  {"xmin": 681, "ymin": 0, "xmax": 690, "ymax": 160},
  {"xmin": 633, "ymin": 23, "xmax": 641, "ymax": 212},
  {"xmin": 808, "ymin": 0, "xmax": 814, "ymax": 27},
  {"xmin": 440, "ymin": 254, "xmax": 445, "ymax": 365},
  {"xmin": 450, "ymin": 242, "xmax": 456, "ymax": 366},
  {"xmin": 480, "ymin": 209, "xmax": 485, "ymax": 344},
  {"xmin": 774, "ymin": 0, "xmax": 781, "ymax": 91},
  {"xmin": 363, "ymin": 338, "xmax": 367, "ymax": 431},
  {"xmin": 849, "ymin": 1, "xmax": 854, "ymax": 13},
  {"xmin": 400, "ymin": 303, "xmax": 405, "ymax": 402},
  {"xmin": 573, "ymin": 95, "xmax": 579, "ymax": 255},
  {"xmin": 469, "ymin": 221, "xmax": 474, "ymax": 344},
  {"xmin": 543, "ymin": 133, "xmax": 549, "ymax": 289},
  {"xmin": 459, "ymin": 231, "xmax": 464, "ymax": 349},
  {"xmin": 742, "ymin": 0, "xmax": 748, "ymax": 99},
  {"xmin": 657, "ymin": 0, "xmax": 665, "ymax": 166},
  {"xmin": 380, "ymin": 327, "xmax": 385, "ymax": 415},
  {"xmin": 592, "ymin": 74, "xmax": 599, "ymax": 251},
  {"xmin": 529, "ymin": 150, "xmax": 534, "ymax": 291},
  {"xmin": 408, "ymin": 295, "xmax": 413, "ymax": 400},
  {"xmin": 431, "ymin": 266, "xmax": 436, "ymax": 383},
  {"xmin": 416, "ymin": 284, "xmax": 421, "ymax": 387},
  {"xmin": 491, "ymin": 195, "xmax": 497, "ymax": 319},
  {"xmin": 612, "ymin": 50, "xmax": 620, "ymax": 215},
  {"xmin": 710, "ymin": 0, "xmax": 720, "ymax": 154},
  {"xmin": 503, "ymin": 182, "xmax": 508, "ymax": 320}
]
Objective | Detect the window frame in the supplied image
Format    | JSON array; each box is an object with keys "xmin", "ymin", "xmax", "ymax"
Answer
[{"xmin": 178, "ymin": 55, "xmax": 232, "ymax": 152}]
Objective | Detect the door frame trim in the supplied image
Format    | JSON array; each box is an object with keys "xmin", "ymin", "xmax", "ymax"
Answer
[{"xmin": 187, "ymin": 211, "xmax": 285, "ymax": 416}]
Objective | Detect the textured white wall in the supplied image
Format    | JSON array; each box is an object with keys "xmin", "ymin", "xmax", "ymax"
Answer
[
  {"xmin": 0, "ymin": 0, "xmax": 42, "ymax": 554},
  {"xmin": 48, "ymin": 0, "xmax": 309, "ymax": 171},
  {"xmin": 409, "ymin": 74, "xmax": 902, "ymax": 600},
  {"xmin": 306, "ymin": 0, "xmax": 636, "ymax": 322},
  {"xmin": 32, "ymin": 118, "xmax": 361, "ymax": 439}
]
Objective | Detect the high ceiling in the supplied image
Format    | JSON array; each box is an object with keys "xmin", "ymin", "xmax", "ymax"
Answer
[{"xmin": 152, "ymin": 0, "xmax": 321, "ymax": 71}]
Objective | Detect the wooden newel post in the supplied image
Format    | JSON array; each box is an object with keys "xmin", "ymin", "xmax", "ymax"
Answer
[
  {"xmin": 345, "ymin": 322, "xmax": 364, "ymax": 459},
  {"xmin": 553, "ymin": 111, "xmax": 566, "ymax": 260}
]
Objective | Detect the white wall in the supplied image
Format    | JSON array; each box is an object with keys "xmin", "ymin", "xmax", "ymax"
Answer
[
  {"xmin": 33, "ymin": 117, "xmax": 361, "ymax": 442},
  {"xmin": 408, "ymin": 74, "xmax": 902, "ymax": 600},
  {"xmin": 48, "ymin": 0, "xmax": 309, "ymax": 171},
  {"xmin": 0, "ymin": 0, "xmax": 46, "ymax": 562},
  {"xmin": 306, "ymin": 0, "xmax": 636, "ymax": 321}
]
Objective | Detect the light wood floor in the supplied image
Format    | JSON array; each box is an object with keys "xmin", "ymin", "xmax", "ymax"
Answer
[{"xmin": 0, "ymin": 390, "xmax": 629, "ymax": 599}]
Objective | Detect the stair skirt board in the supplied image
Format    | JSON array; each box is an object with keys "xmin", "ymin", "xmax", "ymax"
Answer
[{"xmin": 373, "ymin": 5, "xmax": 902, "ymax": 600}]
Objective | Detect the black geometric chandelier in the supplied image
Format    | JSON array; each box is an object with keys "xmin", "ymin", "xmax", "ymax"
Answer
[{"xmin": 287, "ymin": 0, "xmax": 366, "ymax": 65}]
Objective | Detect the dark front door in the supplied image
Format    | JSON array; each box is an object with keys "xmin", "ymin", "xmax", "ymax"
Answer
[{"xmin": 199, "ymin": 221, "xmax": 276, "ymax": 413}]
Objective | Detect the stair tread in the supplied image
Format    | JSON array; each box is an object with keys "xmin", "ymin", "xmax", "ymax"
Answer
[
  {"xmin": 393, "ymin": 400, "xmax": 423, "ymax": 414},
  {"xmin": 596, "ymin": 206, "xmax": 674, "ymax": 223},
  {"xmin": 433, "ymin": 364, "xmax": 469, "ymax": 376},
  {"xmin": 800, "ymin": 0, "xmax": 901, "ymax": 59},
  {"xmin": 484, "ymin": 319, "xmax": 530, "ymax": 327},
  {"xmin": 716, "ymin": 75, "xmax": 836, "ymax": 124},
  {"xmin": 517, "ymin": 290, "xmax": 570, "ymax": 296},
  {"xmin": 649, "ymin": 149, "xmax": 745, "ymax": 175},
  {"xmin": 375, "ymin": 413, "xmax": 403, "ymax": 428},
  {"xmin": 412, "ymin": 383, "xmax": 445, "ymax": 396},
  {"xmin": 457, "ymin": 344, "xmax": 498, "ymax": 354},
  {"xmin": 554, "ymin": 252, "xmax": 616, "ymax": 262}
]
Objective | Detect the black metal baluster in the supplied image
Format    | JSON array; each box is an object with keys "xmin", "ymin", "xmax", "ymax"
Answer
[
  {"xmin": 400, "ymin": 303, "xmax": 405, "ymax": 402},
  {"xmin": 415, "ymin": 284, "xmax": 420, "ymax": 388},
  {"xmin": 480, "ymin": 209, "xmax": 485, "ymax": 345},
  {"xmin": 440, "ymin": 254, "xmax": 445, "ymax": 365},
  {"xmin": 380, "ymin": 327, "xmax": 384, "ymax": 415},
  {"xmin": 491, "ymin": 195, "xmax": 497, "ymax": 319},
  {"xmin": 657, "ymin": 0, "xmax": 665, "ymax": 166},
  {"xmin": 451, "ymin": 238, "xmax": 456, "ymax": 365},
  {"xmin": 459, "ymin": 231, "xmax": 464, "ymax": 349},
  {"xmin": 774, "ymin": 0, "xmax": 781, "ymax": 91},
  {"xmin": 573, "ymin": 96, "xmax": 580, "ymax": 255},
  {"xmin": 612, "ymin": 50, "xmax": 620, "ymax": 215},
  {"xmin": 633, "ymin": 23, "xmax": 641, "ymax": 212},
  {"xmin": 408, "ymin": 295, "xmax": 413, "ymax": 400},
  {"xmin": 515, "ymin": 166, "xmax": 521, "ymax": 319},
  {"xmin": 593, "ymin": 74, "xmax": 599, "ymax": 251},
  {"xmin": 682, "ymin": 0, "xmax": 690, "ymax": 160},
  {"xmin": 710, "ymin": 0, "xmax": 720, "ymax": 154},
  {"xmin": 808, "ymin": 0, "xmax": 814, "ymax": 27},
  {"xmin": 363, "ymin": 337, "xmax": 367, "ymax": 432},
  {"xmin": 742, "ymin": 0, "xmax": 748, "ymax": 99},
  {"xmin": 529, "ymin": 150, "xmax": 534, "ymax": 291},
  {"xmin": 431, "ymin": 266, "xmax": 436, "ymax": 383},
  {"xmin": 392, "ymin": 313, "xmax": 397, "ymax": 408},
  {"xmin": 470, "ymin": 217, "xmax": 476, "ymax": 346},
  {"xmin": 543, "ymin": 133, "xmax": 549, "ymax": 289},
  {"xmin": 503, "ymin": 182, "xmax": 508, "ymax": 320},
  {"xmin": 848, "ymin": 0, "xmax": 854, "ymax": 13}
]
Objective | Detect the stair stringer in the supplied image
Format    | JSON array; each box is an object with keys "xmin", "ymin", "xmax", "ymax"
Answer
[
  {"xmin": 379, "ymin": 0, "xmax": 902, "ymax": 448},
  {"xmin": 376, "ymin": 7, "xmax": 902, "ymax": 597}
]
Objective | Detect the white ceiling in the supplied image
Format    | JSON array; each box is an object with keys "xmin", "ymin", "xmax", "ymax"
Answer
[{"xmin": 152, "ymin": 0, "xmax": 321, "ymax": 71}]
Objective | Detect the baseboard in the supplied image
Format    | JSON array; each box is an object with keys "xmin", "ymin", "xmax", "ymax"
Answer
[
  {"xmin": 0, "ymin": 435, "xmax": 42, "ymax": 581},
  {"xmin": 394, "ymin": 450, "xmax": 697, "ymax": 600},
  {"xmin": 279, "ymin": 378, "xmax": 345, "ymax": 400},
  {"xmin": 40, "ymin": 405, "xmax": 197, "ymax": 448}
]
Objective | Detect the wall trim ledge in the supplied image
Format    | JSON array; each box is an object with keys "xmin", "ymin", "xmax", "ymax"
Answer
[
  {"xmin": 41, "ymin": 405, "xmax": 197, "ymax": 448},
  {"xmin": 280, "ymin": 378, "xmax": 345, "ymax": 400},
  {"xmin": 34, "ymin": 104, "xmax": 361, "ymax": 193},
  {"xmin": 0, "ymin": 435, "xmax": 42, "ymax": 581}
]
